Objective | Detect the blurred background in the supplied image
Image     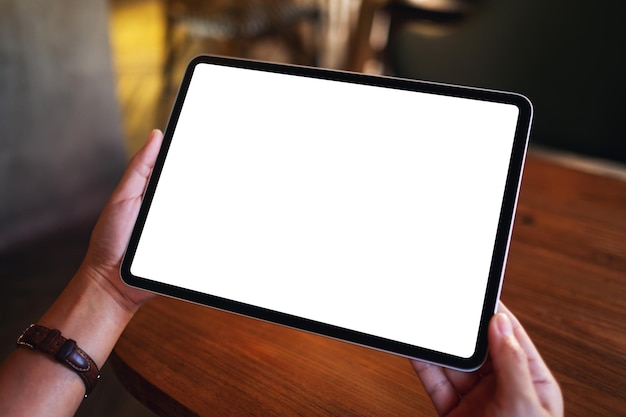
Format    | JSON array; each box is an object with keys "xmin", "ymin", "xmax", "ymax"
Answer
[{"xmin": 1, "ymin": 1, "xmax": 625, "ymax": 416}]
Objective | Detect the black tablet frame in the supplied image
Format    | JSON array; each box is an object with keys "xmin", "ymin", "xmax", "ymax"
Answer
[{"xmin": 121, "ymin": 55, "xmax": 532, "ymax": 371}]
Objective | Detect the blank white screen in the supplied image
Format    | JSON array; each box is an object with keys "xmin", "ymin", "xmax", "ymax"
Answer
[{"xmin": 131, "ymin": 63, "xmax": 519, "ymax": 358}]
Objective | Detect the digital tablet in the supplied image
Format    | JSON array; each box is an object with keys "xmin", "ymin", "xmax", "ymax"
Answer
[{"xmin": 121, "ymin": 55, "xmax": 532, "ymax": 371}]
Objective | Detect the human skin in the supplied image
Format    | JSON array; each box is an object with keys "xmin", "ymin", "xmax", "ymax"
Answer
[{"xmin": 0, "ymin": 129, "xmax": 563, "ymax": 417}]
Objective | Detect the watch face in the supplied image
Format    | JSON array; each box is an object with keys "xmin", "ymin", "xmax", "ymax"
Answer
[{"xmin": 122, "ymin": 55, "xmax": 532, "ymax": 371}]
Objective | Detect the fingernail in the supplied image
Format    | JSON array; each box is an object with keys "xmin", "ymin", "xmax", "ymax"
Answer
[{"xmin": 495, "ymin": 313, "xmax": 513, "ymax": 336}]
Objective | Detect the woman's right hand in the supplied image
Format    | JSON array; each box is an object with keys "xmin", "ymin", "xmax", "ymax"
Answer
[{"xmin": 412, "ymin": 303, "xmax": 563, "ymax": 417}]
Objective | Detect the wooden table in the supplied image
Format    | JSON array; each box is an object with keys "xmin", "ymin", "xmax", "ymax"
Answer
[{"xmin": 112, "ymin": 153, "xmax": 626, "ymax": 416}]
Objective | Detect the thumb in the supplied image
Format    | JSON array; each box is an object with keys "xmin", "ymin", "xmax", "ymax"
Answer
[{"xmin": 489, "ymin": 313, "xmax": 538, "ymax": 408}]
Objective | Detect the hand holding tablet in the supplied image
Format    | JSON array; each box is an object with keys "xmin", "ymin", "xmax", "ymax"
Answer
[{"xmin": 121, "ymin": 55, "xmax": 532, "ymax": 371}]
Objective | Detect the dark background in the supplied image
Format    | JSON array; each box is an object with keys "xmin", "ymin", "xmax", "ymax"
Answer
[{"xmin": 383, "ymin": 0, "xmax": 626, "ymax": 163}]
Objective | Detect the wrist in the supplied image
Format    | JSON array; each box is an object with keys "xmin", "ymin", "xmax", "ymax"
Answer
[
  {"xmin": 16, "ymin": 324, "xmax": 101, "ymax": 397},
  {"xmin": 1, "ymin": 267, "xmax": 137, "ymax": 414},
  {"xmin": 79, "ymin": 261, "xmax": 145, "ymax": 315},
  {"xmin": 37, "ymin": 265, "xmax": 138, "ymax": 368}
]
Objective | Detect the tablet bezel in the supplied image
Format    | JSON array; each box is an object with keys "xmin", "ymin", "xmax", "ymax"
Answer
[{"xmin": 121, "ymin": 55, "xmax": 532, "ymax": 371}]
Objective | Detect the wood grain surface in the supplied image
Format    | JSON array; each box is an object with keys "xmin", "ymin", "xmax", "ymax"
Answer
[{"xmin": 112, "ymin": 154, "xmax": 626, "ymax": 416}]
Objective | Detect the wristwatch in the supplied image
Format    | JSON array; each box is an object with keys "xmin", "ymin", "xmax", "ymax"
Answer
[{"xmin": 17, "ymin": 324, "xmax": 100, "ymax": 397}]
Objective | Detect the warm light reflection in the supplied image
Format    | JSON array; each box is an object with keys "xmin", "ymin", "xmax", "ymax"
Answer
[{"xmin": 404, "ymin": 0, "xmax": 471, "ymax": 13}]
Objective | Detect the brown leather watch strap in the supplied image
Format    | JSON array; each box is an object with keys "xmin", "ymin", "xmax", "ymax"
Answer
[{"xmin": 17, "ymin": 324, "xmax": 101, "ymax": 397}]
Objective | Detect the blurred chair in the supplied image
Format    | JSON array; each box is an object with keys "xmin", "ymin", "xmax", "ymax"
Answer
[
  {"xmin": 347, "ymin": 0, "xmax": 477, "ymax": 74},
  {"xmin": 163, "ymin": 0, "xmax": 321, "ymax": 90}
]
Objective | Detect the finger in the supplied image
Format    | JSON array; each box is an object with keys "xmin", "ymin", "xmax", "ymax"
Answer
[
  {"xmin": 497, "ymin": 303, "xmax": 556, "ymax": 384},
  {"xmin": 110, "ymin": 129, "xmax": 163, "ymax": 204},
  {"xmin": 489, "ymin": 312, "xmax": 537, "ymax": 403},
  {"xmin": 443, "ymin": 366, "xmax": 482, "ymax": 397},
  {"xmin": 411, "ymin": 360, "xmax": 460, "ymax": 416},
  {"xmin": 87, "ymin": 130, "xmax": 163, "ymax": 261},
  {"xmin": 497, "ymin": 303, "xmax": 563, "ymax": 414}
]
